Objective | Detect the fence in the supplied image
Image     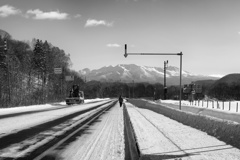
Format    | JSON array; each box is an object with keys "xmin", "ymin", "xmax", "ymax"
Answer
[{"xmin": 189, "ymin": 100, "xmax": 239, "ymax": 113}]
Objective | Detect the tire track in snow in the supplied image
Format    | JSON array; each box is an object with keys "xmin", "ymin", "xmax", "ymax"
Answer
[
  {"xmin": 78, "ymin": 110, "xmax": 113, "ymax": 160},
  {"xmin": 59, "ymin": 105, "xmax": 124, "ymax": 160}
]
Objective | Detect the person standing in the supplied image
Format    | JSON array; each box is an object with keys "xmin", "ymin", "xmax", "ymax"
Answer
[{"xmin": 119, "ymin": 95, "xmax": 123, "ymax": 107}]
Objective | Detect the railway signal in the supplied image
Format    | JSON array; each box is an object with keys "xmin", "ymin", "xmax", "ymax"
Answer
[
  {"xmin": 124, "ymin": 44, "xmax": 128, "ymax": 58},
  {"xmin": 164, "ymin": 60, "xmax": 168, "ymax": 100},
  {"xmin": 4, "ymin": 39, "xmax": 7, "ymax": 51}
]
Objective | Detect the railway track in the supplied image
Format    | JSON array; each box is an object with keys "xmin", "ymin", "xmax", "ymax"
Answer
[{"xmin": 0, "ymin": 100, "xmax": 117, "ymax": 160}]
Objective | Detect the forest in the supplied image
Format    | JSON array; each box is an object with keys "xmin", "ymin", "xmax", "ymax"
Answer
[{"xmin": 0, "ymin": 29, "xmax": 83, "ymax": 107}]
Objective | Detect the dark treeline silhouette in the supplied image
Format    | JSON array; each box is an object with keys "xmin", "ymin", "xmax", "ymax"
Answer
[
  {"xmin": 197, "ymin": 74, "xmax": 240, "ymax": 101},
  {"xmin": 208, "ymin": 82, "xmax": 240, "ymax": 100},
  {"xmin": 83, "ymin": 81, "xmax": 183, "ymax": 101}
]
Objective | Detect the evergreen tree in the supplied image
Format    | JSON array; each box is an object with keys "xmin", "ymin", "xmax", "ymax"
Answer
[{"xmin": 32, "ymin": 39, "xmax": 45, "ymax": 73}]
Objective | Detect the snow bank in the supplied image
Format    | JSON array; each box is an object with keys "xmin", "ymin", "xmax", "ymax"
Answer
[
  {"xmin": 160, "ymin": 99, "xmax": 240, "ymax": 113},
  {"xmin": 128, "ymin": 99, "xmax": 240, "ymax": 149},
  {"xmin": 151, "ymin": 100, "xmax": 240, "ymax": 124},
  {"xmin": 0, "ymin": 98, "xmax": 110, "ymax": 116}
]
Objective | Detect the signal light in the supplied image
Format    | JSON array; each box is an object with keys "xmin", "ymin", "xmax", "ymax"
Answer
[
  {"xmin": 124, "ymin": 44, "xmax": 128, "ymax": 58},
  {"xmin": 4, "ymin": 40, "xmax": 7, "ymax": 51}
]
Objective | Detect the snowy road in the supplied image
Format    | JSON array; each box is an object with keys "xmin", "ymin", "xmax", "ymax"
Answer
[
  {"xmin": 56, "ymin": 103, "xmax": 125, "ymax": 160},
  {"xmin": 0, "ymin": 100, "xmax": 111, "ymax": 138},
  {"xmin": 126, "ymin": 102, "xmax": 240, "ymax": 160},
  {"xmin": 0, "ymin": 99, "xmax": 115, "ymax": 159}
]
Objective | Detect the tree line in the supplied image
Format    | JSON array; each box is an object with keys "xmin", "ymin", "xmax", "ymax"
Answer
[
  {"xmin": 83, "ymin": 81, "xmax": 164, "ymax": 99},
  {"xmin": 0, "ymin": 30, "xmax": 84, "ymax": 107},
  {"xmin": 207, "ymin": 82, "xmax": 240, "ymax": 101},
  {"xmin": 82, "ymin": 81, "xmax": 184, "ymax": 101}
]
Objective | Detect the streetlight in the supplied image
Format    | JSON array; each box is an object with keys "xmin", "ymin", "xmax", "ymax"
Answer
[
  {"xmin": 164, "ymin": 60, "xmax": 168, "ymax": 100},
  {"xmin": 153, "ymin": 87, "xmax": 156, "ymax": 101},
  {"xmin": 124, "ymin": 44, "xmax": 183, "ymax": 110}
]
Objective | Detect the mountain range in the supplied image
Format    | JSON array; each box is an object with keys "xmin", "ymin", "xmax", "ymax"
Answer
[{"xmin": 79, "ymin": 64, "xmax": 220, "ymax": 86}]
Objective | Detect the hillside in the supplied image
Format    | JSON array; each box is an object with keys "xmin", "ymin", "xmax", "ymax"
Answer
[
  {"xmin": 207, "ymin": 73, "xmax": 240, "ymax": 100},
  {"xmin": 194, "ymin": 79, "xmax": 216, "ymax": 87},
  {"xmin": 213, "ymin": 73, "xmax": 240, "ymax": 86}
]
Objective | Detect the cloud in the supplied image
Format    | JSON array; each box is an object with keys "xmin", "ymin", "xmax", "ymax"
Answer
[
  {"xmin": 85, "ymin": 19, "xmax": 113, "ymax": 27},
  {"xmin": 107, "ymin": 43, "xmax": 121, "ymax": 47},
  {"xmin": 74, "ymin": 14, "xmax": 81, "ymax": 18},
  {"xmin": 0, "ymin": 5, "xmax": 21, "ymax": 17},
  {"xmin": 26, "ymin": 9, "xmax": 69, "ymax": 20}
]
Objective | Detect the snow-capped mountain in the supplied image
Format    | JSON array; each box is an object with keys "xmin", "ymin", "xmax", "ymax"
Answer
[{"xmin": 79, "ymin": 64, "xmax": 219, "ymax": 85}]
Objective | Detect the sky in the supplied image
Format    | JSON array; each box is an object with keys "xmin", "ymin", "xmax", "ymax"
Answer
[{"xmin": 0, "ymin": 0, "xmax": 240, "ymax": 77}]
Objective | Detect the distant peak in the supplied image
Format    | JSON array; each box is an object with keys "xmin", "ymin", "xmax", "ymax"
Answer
[{"xmin": 209, "ymin": 74, "xmax": 225, "ymax": 78}]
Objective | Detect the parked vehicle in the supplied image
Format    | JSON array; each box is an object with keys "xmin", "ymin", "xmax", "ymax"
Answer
[{"xmin": 66, "ymin": 84, "xmax": 84, "ymax": 105}]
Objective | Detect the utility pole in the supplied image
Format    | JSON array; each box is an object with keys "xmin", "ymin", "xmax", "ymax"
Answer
[
  {"xmin": 133, "ymin": 80, "xmax": 134, "ymax": 98},
  {"xmin": 164, "ymin": 60, "xmax": 168, "ymax": 100},
  {"xmin": 128, "ymin": 84, "xmax": 130, "ymax": 98},
  {"xmin": 153, "ymin": 87, "xmax": 156, "ymax": 101},
  {"xmin": 124, "ymin": 44, "xmax": 183, "ymax": 110}
]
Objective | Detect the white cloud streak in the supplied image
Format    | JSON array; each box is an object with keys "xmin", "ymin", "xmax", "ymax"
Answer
[
  {"xmin": 74, "ymin": 14, "xmax": 81, "ymax": 18},
  {"xmin": 85, "ymin": 19, "xmax": 113, "ymax": 27},
  {"xmin": 26, "ymin": 9, "xmax": 69, "ymax": 20},
  {"xmin": 107, "ymin": 44, "xmax": 121, "ymax": 47},
  {"xmin": 0, "ymin": 5, "xmax": 21, "ymax": 17}
]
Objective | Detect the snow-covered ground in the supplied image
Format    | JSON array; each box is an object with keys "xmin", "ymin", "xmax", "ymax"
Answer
[
  {"xmin": 0, "ymin": 98, "xmax": 111, "ymax": 138},
  {"xmin": 0, "ymin": 98, "xmax": 110, "ymax": 116},
  {"xmin": 126, "ymin": 102, "xmax": 240, "ymax": 159},
  {"xmin": 158, "ymin": 99, "xmax": 240, "ymax": 113}
]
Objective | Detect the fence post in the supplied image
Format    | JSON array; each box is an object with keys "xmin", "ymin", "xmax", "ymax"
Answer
[
  {"xmin": 202, "ymin": 100, "xmax": 203, "ymax": 107},
  {"xmin": 212, "ymin": 101, "xmax": 214, "ymax": 108},
  {"xmin": 229, "ymin": 101, "xmax": 231, "ymax": 111},
  {"xmin": 237, "ymin": 103, "xmax": 238, "ymax": 112},
  {"xmin": 207, "ymin": 100, "xmax": 208, "ymax": 108},
  {"xmin": 223, "ymin": 101, "xmax": 224, "ymax": 110}
]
